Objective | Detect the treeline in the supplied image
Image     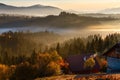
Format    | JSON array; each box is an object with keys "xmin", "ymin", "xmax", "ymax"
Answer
[
  {"xmin": 0, "ymin": 14, "xmax": 31, "ymax": 25},
  {"xmin": 0, "ymin": 31, "xmax": 120, "ymax": 59},
  {"xmin": 0, "ymin": 31, "xmax": 35, "ymax": 56},
  {"xmin": 0, "ymin": 31, "xmax": 62, "ymax": 56},
  {"xmin": 55, "ymin": 33, "xmax": 120, "ymax": 57}
]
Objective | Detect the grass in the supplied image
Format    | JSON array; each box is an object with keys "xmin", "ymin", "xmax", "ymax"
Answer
[{"xmin": 35, "ymin": 73, "xmax": 120, "ymax": 80}]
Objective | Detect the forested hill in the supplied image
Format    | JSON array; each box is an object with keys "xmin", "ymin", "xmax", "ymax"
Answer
[
  {"xmin": 0, "ymin": 12, "xmax": 116, "ymax": 28},
  {"xmin": 0, "ymin": 31, "xmax": 64, "ymax": 56}
]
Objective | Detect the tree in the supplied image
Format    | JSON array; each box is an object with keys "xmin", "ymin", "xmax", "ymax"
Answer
[
  {"xmin": 11, "ymin": 62, "xmax": 35, "ymax": 80},
  {"xmin": 56, "ymin": 43, "xmax": 60, "ymax": 54},
  {"xmin": 50, "ymin": 50, "xmax": 62, "ymax": 63},
  {"xmin": 0, "ymin": 64, "xmax": 9, "ymax": 80},
  {"xmin": 84, "ymin": 57, "xmax": 95, "ymax": 73},
  {"xmin": 2, "ymin": 51, "xmax": 10, "ymax": 65},
  {"xmin": 30, "ymin": 49, "xmax": 38, "ymax": 64},
  {"xmin": 45, "ymin": 61, "xmax": 61, "ymax": 76}
]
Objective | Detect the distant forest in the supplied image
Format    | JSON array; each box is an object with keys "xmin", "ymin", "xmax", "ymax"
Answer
[{"xmin": 0, "ymin": 12, "xmax": 116, "ymax": 28}]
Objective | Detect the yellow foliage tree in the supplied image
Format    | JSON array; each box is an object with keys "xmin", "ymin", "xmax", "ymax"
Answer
[
  {"xmin": 0, "ymin": 64, "xmax": 9, "ymax": 80},
  {"xmin": 32, "ymin": 51, "xmax": 62, "ymax": 77},
  {"xmin": 84, "ymin": 57, "xmax": 95, "ymax": 69},
  {"xmin": 46, "ymin": 61, "xmax": 61, "ymax": 76},
  {"xmin": 50, "ymin": 50, "xmax": 63, "ymax": 63}
]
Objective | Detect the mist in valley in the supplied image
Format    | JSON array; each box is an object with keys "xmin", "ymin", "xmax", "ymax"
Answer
[{"xmin": 1, "ymin": 21, "xmax": 120, "ymax": 38}]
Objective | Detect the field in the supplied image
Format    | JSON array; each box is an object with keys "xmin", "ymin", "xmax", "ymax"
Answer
[{"xmin": 35, "ymin": 74, "xmax": 120, "ymax": 80}]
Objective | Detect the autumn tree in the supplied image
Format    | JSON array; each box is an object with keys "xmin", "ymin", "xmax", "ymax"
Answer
[
  {"xmin": 0, "ymin": 64, "xmax": 9, "ymax": 80},
  {"xmin": 45, "ymin": 61, "xmax": 61, "ymax": 76},
  {"xmin": 84, "ymin": 57, "xmax": 95, "ymax": 73}
]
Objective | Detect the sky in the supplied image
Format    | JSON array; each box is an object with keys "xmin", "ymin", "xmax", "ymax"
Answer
[{"xmin": 1, "ymin": 0, "xmax": 120, "ymax": 11}]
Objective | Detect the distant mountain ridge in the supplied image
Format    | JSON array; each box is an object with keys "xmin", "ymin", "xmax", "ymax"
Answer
[
  {"xmin": 100, "ymin": 7, "xmax": 120, "ymax": 14},
  {"xmin": 0, "ymin": 3, "xmax": 63, "ymax": 16}
]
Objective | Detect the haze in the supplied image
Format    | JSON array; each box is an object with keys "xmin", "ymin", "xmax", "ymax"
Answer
[{"xmin": 1, "ymin": 0, "xmax": 120, "ymax": 11}]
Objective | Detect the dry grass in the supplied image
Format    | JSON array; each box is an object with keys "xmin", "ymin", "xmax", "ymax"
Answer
[
  {"xmin": 35, "ymin": 75, "xmax": 75, "ymax": 80},
  {"xmin": 35, "ymin": 74, "xmax": 120, "ymax": 80}
]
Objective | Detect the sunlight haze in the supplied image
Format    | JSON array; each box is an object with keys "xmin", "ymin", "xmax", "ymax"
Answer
[{"xmin": 1, "ymin": 0, "xmax": 120, "ymax": 11}]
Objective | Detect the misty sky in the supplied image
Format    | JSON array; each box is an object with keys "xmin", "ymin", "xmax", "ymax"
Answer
[{"xmin": 1, "ymin": 0, "xmax": 120, "ymax": 11}]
